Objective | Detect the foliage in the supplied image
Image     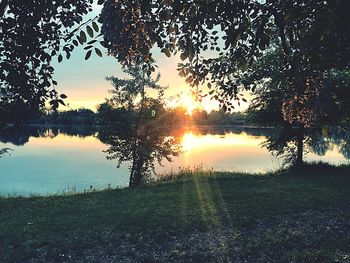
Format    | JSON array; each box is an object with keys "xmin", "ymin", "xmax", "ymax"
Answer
[
  {"xmin": 0, "ymin": 0, "xmax": 95, "ymax": 123},
  {"xmin": 245, "ymin": 49, "xmax": 289, "ymax": 126},
  {"xmin": 99, "ymin": 0, "xmax": 349, "ymax": 112},
  {"xmin": 105, "ymin": 65, "xmax": 165, "ymax": 110},
  {"xmin": 48, "ymin": 109, "xmax": 96, "ymax": 126},
  {"xmin": 246, "ymin": 49, "xmax": 350, "ymax": 128},
  {"xmin": 99, "ymin": 66, "xmax": 181, "ymax": 187},
  {"xmin": 97, "ymin": 102, "xmax": 134, "ymax": 126},
  {"xmin": 99, "ymin": 98, "xmax": 181, "ymax": 187},
  {"xmin": 244, "ymin": 46, "xmax": 350, "ymax": 165},
  {"xmin": 331, "ymin": 68, "xmax": 350, "ymax": 124}
]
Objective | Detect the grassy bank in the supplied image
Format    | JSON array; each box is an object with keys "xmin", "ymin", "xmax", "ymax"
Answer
[{"xmin": 1, "ymin": 164, "xmax": 350, "ymax": 262}]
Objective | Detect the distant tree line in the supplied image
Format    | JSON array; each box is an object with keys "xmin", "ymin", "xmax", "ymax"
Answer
[
  {"xmin": 29, "ymin": 109, "xmax": 96, "ymax": 126},
  {"xmin": 27, "ymin": 105, "xmax": 248, "ymax": 127},
  {"xmin": 171, "ymin": 107, "xmax": 247, "ymax": 126}
]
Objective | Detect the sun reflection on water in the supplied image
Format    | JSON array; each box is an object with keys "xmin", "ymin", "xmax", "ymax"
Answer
[{"xmin": 181, "ymin": 131, "xmax": 266, "ymax": 153}]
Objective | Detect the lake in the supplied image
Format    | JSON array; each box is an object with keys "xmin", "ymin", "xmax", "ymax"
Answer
[{"xmin": 0, "ymin": 125, "xmax": 348, "ymax": 195}]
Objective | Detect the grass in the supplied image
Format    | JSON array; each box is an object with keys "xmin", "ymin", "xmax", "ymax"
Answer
[{"xmin": 0, "ymin": 163, "xmax": 350, "ymax": 262}]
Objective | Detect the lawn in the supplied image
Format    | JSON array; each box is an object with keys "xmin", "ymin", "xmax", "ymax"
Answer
[{"xmin": 1, "ymin": 164, "xmax": 350, "ymax": 262}]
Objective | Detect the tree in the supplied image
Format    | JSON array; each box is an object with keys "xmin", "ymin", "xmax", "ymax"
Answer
[
  {"xmin": 99, "ymin": 98, "xmax": 181, "ymax": 187},
  {"xmin": 99, "ymin": 66, "xmax": 181, "ymax": 187},
  {"xmin": 191, "ymin": 108, "xmax": 208, "ymax": 123},
  {"xmin": 247, "ymin": 48, "xmax": 350, "ymax": 165},
  {"xmin": 99, "ymin": 0, "xmax": 349, "ymax": 111},
  {"xmin": 105, "ymin": 64, "xmax": 165, "ymax": 111},
  {"xmin": 0, "ymin": 0, "xmax": 94, "ymax": 123},
  {"xmin": 171, "ymin": 106, "xmax": 190, "ymax": 124},
  {"xmin": 97, "ymin": 102, "xmax": 134, "ymax": 126}
]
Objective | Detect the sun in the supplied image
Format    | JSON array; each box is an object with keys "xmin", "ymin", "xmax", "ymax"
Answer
[{"xmin": 180, "ymin": 94, "xmax": 202, "ymax": 115}]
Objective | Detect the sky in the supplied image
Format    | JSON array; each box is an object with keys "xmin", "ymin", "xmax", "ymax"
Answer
[{"xmin": 52, "ymin": 3, "xmax": 250, "ymax": 113}]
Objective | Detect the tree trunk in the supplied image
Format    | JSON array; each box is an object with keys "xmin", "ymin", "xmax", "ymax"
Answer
[
  {"xmin": 129, "ymin": 161, "xmax": 136, "ymax": 187},
  {"xmin": 296, "ymin": 125, "xmax": 304, "ymax": 167},
  {"xmin": 130, "ymin": 161, "xmax": 143, "ymax": 187},
  {"xmin": 129, "ymin": 151, "xmax": 144, "ymax": 187}
]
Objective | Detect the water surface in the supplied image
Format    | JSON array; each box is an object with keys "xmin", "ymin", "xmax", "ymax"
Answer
[{"xmin": 0, "ymin": 125, "xmax": 348, "ymax": 195}]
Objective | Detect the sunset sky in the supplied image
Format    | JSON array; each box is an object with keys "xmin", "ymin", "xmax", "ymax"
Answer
[{"xmin": 52, "ymin": 3, "xmax": 250, "ymax": 113}]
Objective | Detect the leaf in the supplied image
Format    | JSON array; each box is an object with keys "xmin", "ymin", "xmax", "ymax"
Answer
[
  {"xmin": 80, "ymin": 31, "xmax": 87, "ymax": 43},
  {"xmin": 92, "ymin": 22, "xmax": 99, "ymax": 32},
  {"xmin": 57, "ymin": 99, "xmax": 66, "ymax": 106},
  {"xmin": 97, "ymin": 0, "xmax": 104, "ymax": 5},
  {"xmin": 77, "ymin": 35, "xmax": 84, "ymax": 45},
  {"xmin": 95, "ymin": 48, "xmax": 102, "ymax": 57},
  {"xmin": 87, "ymin": 40, "xmax": 97, "ymax": 45},
  {"xmin": 180, "ymin": 52, "xmax": 188, "ymax": 60},
  {"xmin": 60, "ymin": 94, "xmax": 67, "ymax": 99},
  {"xmin": 58, "ymin": 54, "xmax": 63, "ymax": 63},
  {"xmin": 178, "ymin": 69, "xmax": 186, "ymax": 77},
  {"xmin": 162, "ymin": 48, "xmax": 171, "ymax": 57},
  {"xmin": 189, "ymin": 5, "xmax": 196, "ymax": 17},
  {"xmin": 86, "ymin": 26, "xmax": 94, "ymax": 38},
  {"xmin": 100, "ymin": 41, "xmax": 108, "ymax": 48},
  {"xmin": 85, "ymin": 50, "xmax": 92, "ymax": 60},
  {"xmin": 207, "ymin": 20, "xmax": 213, "ymax": 30},
  {"xmin": 84, "ymin": 45, "xmax": 94, "ymax": 50}
]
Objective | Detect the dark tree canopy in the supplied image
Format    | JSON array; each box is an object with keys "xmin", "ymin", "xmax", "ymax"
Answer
[
  {"xmin": 99, "ymin": 0, "xmax": 349, "ymax": 111},
  {"xmin": 1, "ymin": 0, "xmax": 349, "ymax": 125},
  {"xmin": 246, "ymin": 49, "xmax": 350, "ymax": 128},
  {"xmin": 0, "ymin": 0, "xmax": 93, "ymax": 123}
]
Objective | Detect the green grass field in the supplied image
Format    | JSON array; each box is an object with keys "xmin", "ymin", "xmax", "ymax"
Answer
[{"xmin": 1, "ymin": 164, "xmax": 350, "ymax": 262}]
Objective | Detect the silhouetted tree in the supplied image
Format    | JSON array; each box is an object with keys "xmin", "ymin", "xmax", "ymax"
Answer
[
  {"xmin": 99, "ymin": 65, "xmax": 181, "ymax": 187},
  {"xmin": 246, "ymin": 47, "xmax": 350, "ymax": 165},
  {"xmin": 99, "ymin": 98, "xmax": 181, "ymax": 187}
]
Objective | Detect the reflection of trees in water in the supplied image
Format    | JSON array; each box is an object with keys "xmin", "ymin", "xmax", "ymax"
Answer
[
  {"xmin": 262, "ymin": 128, "xmax": 307, "ymax": 165},
  {"xmin": 0, "ymin": 125, "xmax": 97, "ymax": 146},
  {"xmin": 0, "ymin": 148, "xmax": 12, "ymax": 158},
  {"xmin": 263, "ymin": 127, "xmax": 350, "ymax": 165},
  {"xmin": 99, "ymin": 101, "xmax": 181, "ymax": 187},
  {"xmin": 99, "ymin": 124, "xmax": 181, "ymax": 187},
  {"xmin": 320, "ymin": 128, "xmax": 350, "ymax": 160},
  {"xmin": 172, "ymin": 125, "xmax": 277, "ymax": 138},
  {"xmin": 1, "ymin": 123, "xmax": 348, "ymax": 173}
]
